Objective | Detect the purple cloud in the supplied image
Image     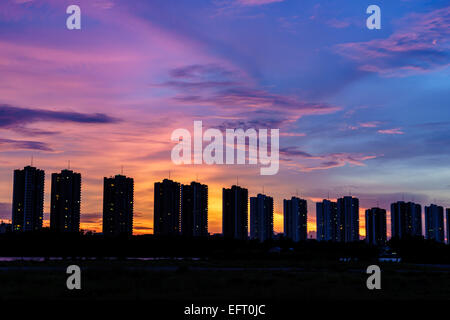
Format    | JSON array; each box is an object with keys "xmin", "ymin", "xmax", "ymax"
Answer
[
  {"xmin": 336, "ymin": 6, "xmax": 450, "ymax": 77},
  {"xmin": 0, "ymin": 105, "xmax": 119, "ymax": 129},
  {"xmin": 0, "ymin": 138, "xmax": 53, "ymax": 151}
]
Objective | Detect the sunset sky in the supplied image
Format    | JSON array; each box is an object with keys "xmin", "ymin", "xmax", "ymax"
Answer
[{"xmin": 0, "ymin": 0, "xmax": 449, "ymax": 236}]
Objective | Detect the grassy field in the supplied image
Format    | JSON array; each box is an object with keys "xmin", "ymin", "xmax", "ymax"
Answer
[{"xmin": 0, "ymin": 259, "xmax": 448, "ymax": 301}]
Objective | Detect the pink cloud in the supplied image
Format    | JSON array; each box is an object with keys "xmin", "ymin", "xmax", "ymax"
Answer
[
  {"xmin": 327, "ymin": 18, "xmax": 350, "ymax": 29},
  {"xmin": 378, "ymin": 128, "xmax": 405, "ymax": 135},
  {"xmin": 359, "ymin": 121, "xmax": 380, "ymax": 128},
  {"xmin": 280, "ymin": 132, "xmax": 306, "ymax": 137},
  {"xmin": 237, "ymin": 0, "xmax": 284, "ymax": 6}
]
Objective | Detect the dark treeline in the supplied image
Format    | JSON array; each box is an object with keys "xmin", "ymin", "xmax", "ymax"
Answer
[{"xmin": 0, "ymin": 232, "xmax": 449, "ymax": 263}]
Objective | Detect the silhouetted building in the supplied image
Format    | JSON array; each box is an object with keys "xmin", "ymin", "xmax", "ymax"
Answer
[
  {"xmin": 283, "ymin": 197, "xmax": 307, "ymax": 242},
  {"xmin": 337, "ymin": 196, "xmax": 359, "ymax": 242},
  {"xmin": 102, "ymin": 174, "xmax": 134, "ymax": 236},
  {"xmin": 154, "ymin": 179, "xmax": 181, "ymax": 236},
  {"xmin": 12, "ymin": 166, "xmax": 45, "ymax": 232},
  {"xmin": 391, "ymin": 201, "xmax": 422, "ymax": 239},
  {"xmin": 425, "ymin": 204, "xmax": 444, "ymax": 243},
  {"xmin": 447, "ymin": 208, "xmax": 450, "ymax": 244},
  {"xmin": 316, "ymin": 199, "xmax": 338, "ymax": 241},
  {"xmin": 365, "ymin": 207, "xmax": 387, "ymax": 246},
  {"xmin": 250, "ymin": 194, "xmax": 274, "ymax": 242},
  {"xmin": 222, "ymin": 185, "xmax": 248, "ymax": 240},
  {"xmin": 50, "ymin": 169, "xmax": 81, "ymax": 233},
  {"xmin": 181, "ymin": 181, "xmax": 208, "ymax": 237}
]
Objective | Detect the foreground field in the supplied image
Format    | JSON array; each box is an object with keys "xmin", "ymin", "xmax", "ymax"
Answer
[{"xmin": 0, "ymin": 259, "xmax": 448, "ymax": 301}]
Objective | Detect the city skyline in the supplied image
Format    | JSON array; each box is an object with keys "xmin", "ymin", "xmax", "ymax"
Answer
[
  {"xmin": 3, "ymin": 164, "xmax": 450, "ymax": 242},
  {"xmin": 0, "ymin": 1, "xmax": 449, "ymax": 237}
]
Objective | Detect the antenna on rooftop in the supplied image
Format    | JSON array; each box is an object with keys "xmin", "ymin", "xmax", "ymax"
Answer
[
  {"xmin": 68, "ymin": 160, "xmax": 71, "ymax": 170},
  {"xmin": 237, "ymin": 176, "xmax": 239, "ymax": 186},
  {"xmin": 262, "ymin": 185, "xmax": 265, "ymax": 194},
  {"xmin": 30, "ymin": 155, "xmax": 34, "ymax": 167},
  {"xmin": 169, "ymin": 170, "xmax": 171, "ymax": 180}
]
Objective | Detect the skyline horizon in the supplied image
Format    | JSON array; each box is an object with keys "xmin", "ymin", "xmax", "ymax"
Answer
[
  {"xmin": 1, "ymin": 1, "xmax": 449, "ymax": 240},
  {"xmin": 2, "ymin": 163, "xmax": 449, "ymax": 241}
]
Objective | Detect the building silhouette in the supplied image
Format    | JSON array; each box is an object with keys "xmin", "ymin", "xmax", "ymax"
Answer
[
  {"xmin": 12, "ymin": 166, "xmax": 45, "ymax": 232},
  {"xmin": 425, "ymin": 204, "xmax": 444, "ymax": 243},
  {"xmin": 316, "ymin": 199, "xmax": 338, "ymax": 241},
  {"xmin": 283, "ymin": 197, "xmax": 307, "ymax": 242},
  {"xmin": 391, "ymin": 201, "xmax": 422, "ymax": 239},
  {"xmin": 337, "ymin": 196, "xmax": 359, "ymax": 242},
  {"xmin": 181, "ymin": 181, "xmax": 208, "ymax": 237},
  {"xmin": 250, "ymin": 193, "xmax": 274, "ymax": 242},
  {"xmin": 154, "ymin": 179, "xmax": 181, "ymax": 236},
  {"xmin": 222, "ymin": 185, "xmax": 248, "ymax": 240},
  {"xmin": 102, "ymin": 174, "xmax": 134, "ymax": 236},
  {"xmin": 50, "ymin": 169, "xmax": 81, "ymax": 233},
  {"xmin": 365, "ymin": 207, "xmax": 387, "ymax": 246},
  {"xmin": 447, "ymin": 208, "xmax": 450, "ymax": 244}
]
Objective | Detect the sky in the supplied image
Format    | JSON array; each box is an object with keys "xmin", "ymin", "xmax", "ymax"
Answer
[{"xmin": 0, "ymin": 0, "xmax": 449, "ymax": 237}]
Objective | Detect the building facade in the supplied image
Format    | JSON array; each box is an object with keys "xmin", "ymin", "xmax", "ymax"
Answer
[
  {"xmin": 337, "ymin": 196, "xmax": 360, "ymax": 242},
  {"xmin": 154, "ymin": 179, "xmax": 181, "ymax": 236},
  {"xmin": 391, "ymin": 201, "xmax": 422, "ymax": 239},
  {"xmin": 50, "ymin": 169, "xmax": 81, "ymax": 233},
  {"xmin": 365, "ymin": 207, "xmax": 387, "ymax": 246},
  {"xmin": 425, "ymin": 204, "xmax": 444, "ymax": 243},
  {"xmin": 12, "ymin": 166, "xmax": 45, "ymax": 232},
  {"xmin": 283, "ymin": 197, "xmax": 307, "ymax": 242},
  {"xmin": 181, "ymin": 181, "xmax": 208, "ymax": 237},
  {"xmin": 250, "ymin": 194, "xmax": 274, "ymax": 242},
  {"xmin": 316, "ymin": 199, "xmax": 338, "ymax": 241},
  {"xmin": 447, "ymin": 208, "xmax": 450, "ymax": 244},
  {"xmin": 222, "ymin": 185, "xmax": 248, "ymax": 240},
  {"xmin": 102, "ymin": 174, "xmax": 134, "ymax": 236}
]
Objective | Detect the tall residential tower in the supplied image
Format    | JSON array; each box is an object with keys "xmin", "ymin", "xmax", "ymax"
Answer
[
  {"xmin": 102, "ymin": 174, "xmax": 134, "ymax": 236},
  {"xmin": 316, "ymin": 199, "xmax": 338, "ymax": 241},
  {"xmin": 12, "ymin": 166, "xmax": 45, "ymax": 232},
  {"xmin": 222, "ymin": 185, "xmax": 248, "ymax": 240},
  {"xmin": 365, "ymin": 207, "xmax": 387, "ymax": 246},
  {"xmin": 283, "ymin": 197, "xmax": 307, "ymax": 242},
  {"xmin": 50, "ymin": 169, "xmax": 81, "ymax": 233},
  {"xmin": 154, "ymin": 179, "xmax": 181, "ymax": 236},
  {"xmin": 250, "ymin": 193, "xmax": 274, "ymax": 242},
  {"xmin": 181, "ymin": 181, "xmax": 208, "ymax": 237},
  {"xmin": 425, "ymin": 204, "xmax": 444, "ymax": 243}
]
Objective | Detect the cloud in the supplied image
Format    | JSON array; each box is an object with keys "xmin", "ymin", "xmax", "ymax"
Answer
[
  {"xmin": 326, "ymin": 18, "xmax": 350, "ymax": 29},
  {"xmin": 0, "ymin": 105, "xmax": 119, "ymax": 129},
  {"xmin": 163, "ymin": 64, "xmax": 340, "ymax": 128},
  {"xmin": 236, "ymin": 0, "xmax": 284, "ymax": 6},
  {"xmin": 280, "ymin": 146, "xmax": 378, "ymax": 172},
  {"xmin": 280, "ymin": 147, "xmax": 315, "ymax": 158},
  {"xmin": 378, "ymin": 128, "xmax": 404, "ymax": 135},
  {"xmin": 359, "ymin": 121, "xmax": 380, "ymax": 128},
  {"xmin": 80, "ymin": 212, "xmax": 102, "ymax": 224},
  {"xmin": 336, "ymin": 6, "xmax": 450, "ymax": 77},
  {"xmin": 0, "ymin": 138, "xmax": 53, "ymax": 151},
  {"xmin": 134, "ymin": 226, "xmax": 153, "ymax": 230}
]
